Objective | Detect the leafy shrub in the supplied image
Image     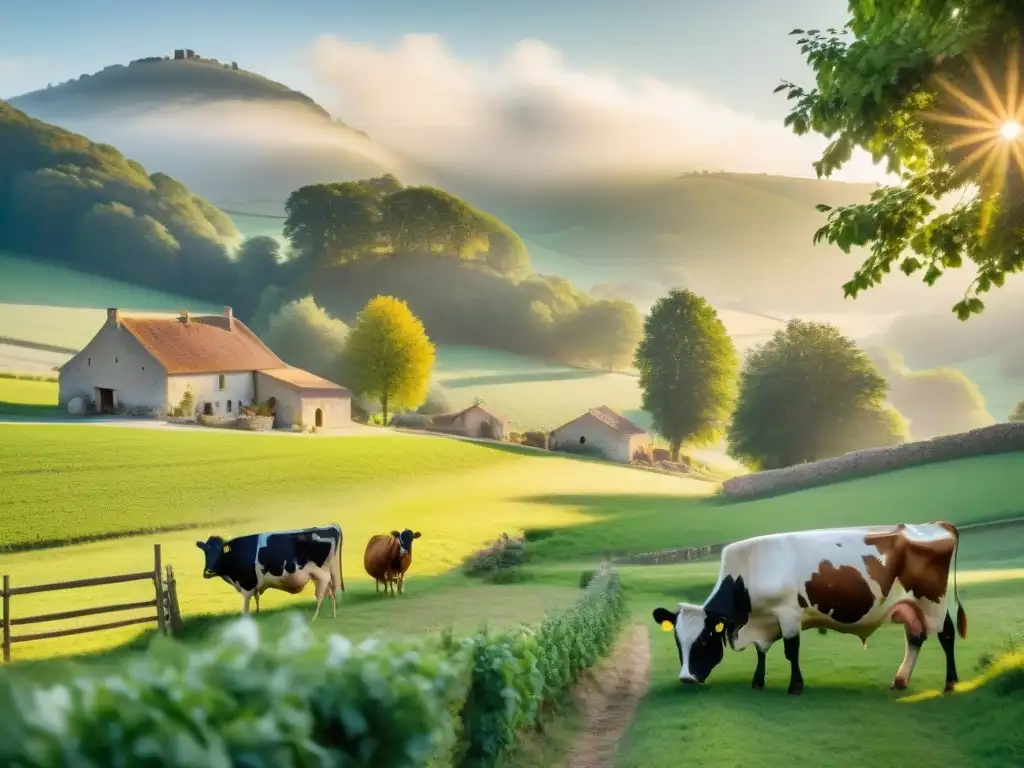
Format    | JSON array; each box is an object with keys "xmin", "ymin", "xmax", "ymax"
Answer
[
  {"xmin": 463, "ymin": 533, "xmax": 528, "ymax": 583},
  {"xmin": 521, "ymin": 431, "xmax": 549, "ymax": 449},
  {"xmin": 0, "ymin": 567, "xmax": 626, "ymax": 768},
  {"xmin": 178, "ymin": 386, "xmax": 195, "ymax": 417},
  {"xmin": 579, "ymin": 569, "xmax": 596, "ymax": 589}
]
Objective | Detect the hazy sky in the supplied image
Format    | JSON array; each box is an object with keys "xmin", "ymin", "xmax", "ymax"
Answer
[{"xmin": 1, "ymin": 0, "xmax": 848, "ymax": 120}]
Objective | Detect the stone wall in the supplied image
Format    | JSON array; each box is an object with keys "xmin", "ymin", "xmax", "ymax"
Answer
[
  {"xmin": 235, "ymin": 414, "xmax": 274, "ymax": 432},
  {"xmin": 722, "ymin": 422, "xmax": 1024, "ymax": 500}
]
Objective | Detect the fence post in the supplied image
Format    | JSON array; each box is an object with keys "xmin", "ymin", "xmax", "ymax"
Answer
[
  {"xmin": 153, "ymin": 545, "xmax": 166, "ymax": 635},
  {"xmin": 165, "ymin": 565, "xmax": 183, "ymax": 637},
  {"xmin": 2, "ymin": 575, "xmax": 9, "ymax": 663}
]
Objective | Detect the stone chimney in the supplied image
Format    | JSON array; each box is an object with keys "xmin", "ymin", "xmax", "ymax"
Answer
[
  {"xmin": 180, "ymin": 310, "xmax": 190, "ymax": 324},
  {"xmin": 107, "ymin": 308, "xmax": 120, "ymax": 328},
  {"xmin": 224, "ymin": 306, "xmax": 234, "ymax": 330}
]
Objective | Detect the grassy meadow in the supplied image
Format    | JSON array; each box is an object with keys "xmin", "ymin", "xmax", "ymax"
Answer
[{"xmin": 0, "ymin": 423, "xmax": 702, "ymax": 661}]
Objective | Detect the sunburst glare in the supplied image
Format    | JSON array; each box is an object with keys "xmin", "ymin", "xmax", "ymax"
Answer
[{"xmin": 922, "ymin": 44, "xmax": 1024, "ymax": 233}]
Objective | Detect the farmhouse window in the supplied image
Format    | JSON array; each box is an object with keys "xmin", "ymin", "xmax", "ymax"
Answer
[
  {"xmin": 218, "ymin": 374, "xmax": 226, "ymax": 390},
  {"xmin": 227, "ymin": 400, "xmax": 232, "ymax": 412}
]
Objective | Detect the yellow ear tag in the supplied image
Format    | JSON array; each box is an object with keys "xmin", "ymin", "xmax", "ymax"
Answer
[
  {"xmin": 660, "ymin": 621, "xmax": 674, "ymax": 632},
  {"xmin": 222, "ymin": 544, "xmax": 231, "ymax": 554},
  {"xmin": 715, "ymin": 622, "xmax": 724, "ymax": 633}
]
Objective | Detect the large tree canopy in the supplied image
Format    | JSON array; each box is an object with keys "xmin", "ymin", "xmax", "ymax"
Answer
[
  {"xmin": 634, "ymin": 289, "xmax": 739, "ymax": 460},
  {"xmin": 781, "ymin": 2, "xmax": 1024, "ymax": 319},
  {"xmin": 727, "ymin": 320, "xmax": 908, "ymax": 469}
]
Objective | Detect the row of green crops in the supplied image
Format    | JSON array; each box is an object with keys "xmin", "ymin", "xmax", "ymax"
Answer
[{"xmin": 0, "ymin": 567, "xmax": 627, "ymax": 768}]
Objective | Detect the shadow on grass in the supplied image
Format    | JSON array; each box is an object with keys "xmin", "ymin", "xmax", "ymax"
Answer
[{"xmin": 0, "ymin": 402, "xmax": 61, "ymax": 418}]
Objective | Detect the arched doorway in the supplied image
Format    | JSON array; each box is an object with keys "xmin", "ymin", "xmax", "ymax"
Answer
[{"xmin": 315, "ymin": 408, "xmax": 324, "ymax": 428}]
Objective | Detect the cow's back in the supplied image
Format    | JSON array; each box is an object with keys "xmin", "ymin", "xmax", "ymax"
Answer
[
  {"xmin": 364, "ymin": 535, "xmax": 398, "ymax": 580},
  {"xmin": 720, "ymin": 524, "xmax": 957, "ymax": 637}
]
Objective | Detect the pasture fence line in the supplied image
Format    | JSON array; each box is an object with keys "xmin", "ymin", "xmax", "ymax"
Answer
[{"xmin": 0, "ymin": 544, "xmax": 181, "ymax": 663}]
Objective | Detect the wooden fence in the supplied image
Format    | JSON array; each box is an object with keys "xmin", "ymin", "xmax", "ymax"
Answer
[{"xmin": 1, "ymin": 544, "xmax": 182, "ymax": 663}]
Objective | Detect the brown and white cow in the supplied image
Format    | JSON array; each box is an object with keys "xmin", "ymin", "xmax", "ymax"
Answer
[
  {"xmin": 364, "ymin": 529, "xmax": 421, "ymax": 596},
  {"xmin": 652, "ymin": 522, "xmax": 967, "ymax": 695}
]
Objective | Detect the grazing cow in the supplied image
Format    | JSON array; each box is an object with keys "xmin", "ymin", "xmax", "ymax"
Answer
[
  {"xmin": 652, "ymin": 522, "xmax": 967, "ymax": 695},
  {"xmin": 196, "ymin": 524, "xmax": 344, "ymax": 620},
  {"xmin": 364, "ymin": 529, "xmax": 421, "ymax": 596}
]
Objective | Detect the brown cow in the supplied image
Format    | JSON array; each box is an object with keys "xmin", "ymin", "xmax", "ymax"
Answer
[
  {"xmin": 652, "ymin": 521, "xmax": 967, "ymax": 694},
  {"xmin": 364, "ymin": 529, "xmax": 421, "ymax": 596}
]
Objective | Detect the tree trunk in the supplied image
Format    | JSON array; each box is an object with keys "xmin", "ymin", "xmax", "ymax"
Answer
[
  {"xmin": 669, "ymin": 439, "xmax": 682, "ymax": 463},
  {"xmin": 382, "ymin": 392, "xmax": 389, "ymax": 426}
]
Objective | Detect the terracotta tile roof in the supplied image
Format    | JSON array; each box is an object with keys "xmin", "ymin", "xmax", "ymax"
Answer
[
  {"xmin": 119, "ymin": 313, "xmax": 285, "ymax": 374},
  {"xmin": 259, "ymin": 367, "xmax": 351, "ymax": 394},
  {"xmin": 554, "ymin": 405, "xmax": 648, "ymax": 436}
]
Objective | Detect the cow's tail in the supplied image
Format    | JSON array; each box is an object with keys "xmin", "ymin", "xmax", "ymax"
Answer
[{"xmin": 945, "ymin": 522, "xmax": 967, "ymax": 640}]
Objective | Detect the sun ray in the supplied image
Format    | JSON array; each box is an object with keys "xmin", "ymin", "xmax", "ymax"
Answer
[
  {"xmin": 1010, "ymin": 140, "xmax": 1024, "ymax": 183},
  {"xmin": 1006, "ymin": 45, "xmax": 1020, "ymax": 120},
  {"xmin": 956, "ymin": 137, "xmax": 1003, "ymax": 179},
  {"xmin": 947, "ymin": 131, "xmax": 999, "ymax": 152},
  {"xmin": 968, "ymin": 54, "xmax": 1009, "ymax": 120},
  {"xmin": 920, "ymin": 110, "xmax": 996, "ymax": 131},
  {"xmin": 934, "ymin": 74, "xmax": 1004, "ymax": 124}
]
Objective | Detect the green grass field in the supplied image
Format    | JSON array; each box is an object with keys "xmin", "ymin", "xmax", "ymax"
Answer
[
  {"xmin": 1, "ymin": 421, "xmax": 1023, "ymax": 764},
  {"xmin": 0, "ymin": 375, "xmax": 58, "ymax": 417},
  {"xmin": 0, "ymin": 423, "xmax": 701, "ymax": 661}
]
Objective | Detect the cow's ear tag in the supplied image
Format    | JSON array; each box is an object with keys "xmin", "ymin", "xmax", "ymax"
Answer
[
  {"xmin": 660, "ymin": 620, "xmax": 674, "ymax": 631},
  {"xmin": 715, "ymin": 622, "xmax": 725, "ymax": 633},
  {"xmin": 222, "ymin": 544, "xmax": 231, "ymax": 554}
]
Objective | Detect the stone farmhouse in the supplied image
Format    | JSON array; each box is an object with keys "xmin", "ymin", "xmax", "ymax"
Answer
[
  {"xmin": 550, "ymin": 405, "xmax": 651, "ymax": 463},
  {"xmin": 58, "ymin": 307, "xmax": 351, "ymax": 430}
]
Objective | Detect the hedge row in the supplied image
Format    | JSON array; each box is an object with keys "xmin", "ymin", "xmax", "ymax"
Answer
[{"xmin": 0, "ymin": 567, "xmax": 627, "ymax": 768}]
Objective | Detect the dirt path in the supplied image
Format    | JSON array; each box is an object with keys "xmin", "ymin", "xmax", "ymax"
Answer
[{"xmin": 564, "ymin": 624, "xmax": 652, "ymax": 768}]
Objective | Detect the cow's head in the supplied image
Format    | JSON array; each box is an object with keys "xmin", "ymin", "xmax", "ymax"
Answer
[
  {"xmin": 652, "ymin": 603, "xmax": 727, "ymax": 684},
  {"xmin": 653, "ymin": 575, "xmax": 751, "ymax": 685},
  {"xmin": 196, "ymin": 536, "xmax": 231, "ymax": 578},
  {"xmin": 391, "ymin": 529, "xmax": 422, "ymax": 557}
]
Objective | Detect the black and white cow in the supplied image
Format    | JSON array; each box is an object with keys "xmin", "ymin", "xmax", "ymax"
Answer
[
  {"xmin": 197, "ymin": 524, "xmax": 344, "ymax": 620},
  {"xmin": 652, "ymin": 522, "xmax": 967, "ymax": 695}
]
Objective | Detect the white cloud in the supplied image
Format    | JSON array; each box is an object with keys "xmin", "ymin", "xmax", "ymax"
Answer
[{"xmin": 308, "ymin": 33, "xmax": 889, "ymax": 186}]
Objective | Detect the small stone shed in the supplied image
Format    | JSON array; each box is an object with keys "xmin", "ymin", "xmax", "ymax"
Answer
[
  {"xmin": 254, "ymin": 367, "xmax": 352, "ymax": 430},
  {"xmin": 432, "ymin": 403, "xmax": 508, "ymax": 439},
  {"xmin": 550, "ymin": 405, "xmax": 651, "ymax": 463}
]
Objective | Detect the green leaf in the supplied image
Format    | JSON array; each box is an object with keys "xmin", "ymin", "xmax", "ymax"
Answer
[
  {"xmin": 815, "ymin": 203, "xmax": 833, "ymax": 212},
  {"xmin": 900, "ymin": 256, "xmax": 922, "ymax": 275},
  {"xmin": 923, "ymin": 264, "xmax": 943, "ymax": 285}
]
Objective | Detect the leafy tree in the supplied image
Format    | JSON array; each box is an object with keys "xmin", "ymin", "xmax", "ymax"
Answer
[
  {"xmin": 780, "ymin": 4, "xmax": 1024, "ymax": 319},
  {"xmin": 416, "ymin": 381, "xmax": 453, "ymax": 415},
  {"xmin": 343, "ymin": 295, "xmax": 435, "ymax": 423},
  {"xmin": 634, "ymin": 289, "xmax": 739, "ymax": 460},
  {"xmin": 236, "ymin": 236, "xmax": 282, "ymax": 315},
  {"xmin": 727, "ymin": 320, "xmax": 908, "ymax": 470},
  {"xmin": 284, "ymin": 182, "xmax": 380, "ymax": 267},
  {"xmin": 381, "ymin": 186, "xmax": 474, "ymax": 257},
  {"xmin": 561, "ymin": 299, "xmax": 643, "ymax": 369},
  {"xmin": 262, "ymin": 296, "xmax": 350, "ymax": 384},
  {"xmin": 1010, "ymin": 400, "xmax": 1024, "ymax": 422}
]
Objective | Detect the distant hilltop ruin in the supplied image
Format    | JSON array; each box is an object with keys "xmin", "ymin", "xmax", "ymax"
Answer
[{"xmin": 125, "ymin": 50, "xmax": 239, "ymax": 70}]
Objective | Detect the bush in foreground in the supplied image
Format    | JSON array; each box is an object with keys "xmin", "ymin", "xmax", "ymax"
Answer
[{"xmin": 0, "ymin": 567, "xmax": 626, "ymax": 767}]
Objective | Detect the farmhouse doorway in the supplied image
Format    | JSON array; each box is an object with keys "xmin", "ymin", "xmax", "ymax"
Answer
[
  {"xmin": 97, "ymin": 388, "xmax": 115, "ymax": 414},
  {"xmin": 315, "ymin": 408, "xmax": 324, "ymax": 428}
]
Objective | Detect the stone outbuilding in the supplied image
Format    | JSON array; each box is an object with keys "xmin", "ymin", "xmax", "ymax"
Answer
[
  {"xmin": 549, "ymin": 405, "xmax": 651, "ymax": 463},
  {"xmin": 254, "ymin": 366, "xmax": 351, "ymax": 430},
  {"xmin": 58, "ymin": 307, "xmax": 351, "ymax": 428},
  {"xmin": 431, "ymin": 403, "xmax": 508, "ymax": 440}
]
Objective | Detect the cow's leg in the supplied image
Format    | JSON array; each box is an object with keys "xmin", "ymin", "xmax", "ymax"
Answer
[
  {"xmin": 397, "ymin": 572, "xmax": 405, "ymax": 595},
  {"xmin": 309, "ymin": 567, "xmax": 331, "ymax": 623},
  {"xmin": 242, "ymin": 591, "xmax": 253, "ymax": 615},
  {"xmin": 889, "ymin": 601, "xmax": 927, "ymax": 690},
  {"xmin": 938, "ymin": 611, "xmax": 960, "ymax": 693},
  {"xmin": 375, "ymin": 579, "xmax": 380, "ymax": 593},
  {"xmin": 254, "ymin": 591, "xmax": 261, "ymax": 614},
  {"xmin": 751, "ymin": 646, "xmax": 768, "ymax": 690},
  {"xmin": 783, "ymin": 635, "xmax": 804, "ymax": 695}
]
